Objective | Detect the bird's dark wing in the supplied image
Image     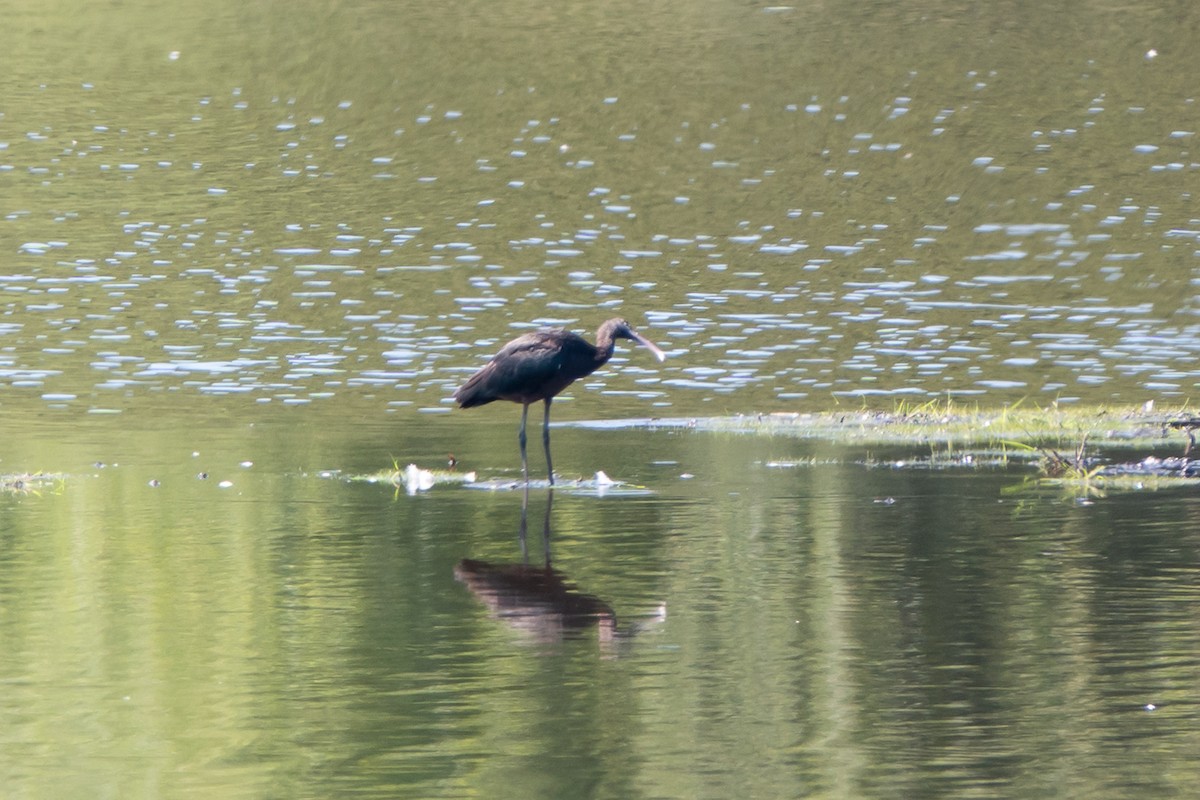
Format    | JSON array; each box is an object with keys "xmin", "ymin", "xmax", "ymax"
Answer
[{"xmin": 455, "ymin": 333, "xmax": 568, "ymax": 406}]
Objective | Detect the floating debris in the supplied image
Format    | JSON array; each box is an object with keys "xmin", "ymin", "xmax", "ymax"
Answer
[
  {"xmin": 0, "ymin": 472, "xmax": 64, "ymax": 495},
  {"xmin": 1107, "ymin": 455, "xmax": 1200, "ymax": 476},
  {"xmin": 404, "ymin": 463, "xmax": 435, "ymax": 493},
  {"xmin": 463, "ymin": 473, "xmax": 654, "ymax": 496},
  {"xmin": 340, "ymin": 464, "xmax": 478, "ymax": 494}
]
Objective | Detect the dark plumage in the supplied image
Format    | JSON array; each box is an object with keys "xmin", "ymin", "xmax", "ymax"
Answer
[{"xmin": 454, "ymin": 318, "xmax": 666, "ymax": 484}]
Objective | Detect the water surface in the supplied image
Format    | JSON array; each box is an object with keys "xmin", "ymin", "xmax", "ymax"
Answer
[
  {"xmin": 2, "ymin": 416, "xmax": 1200, "ymax": 798},
  {"xmin": 2, "ymin": 1, "xmax": 1200, "ymax": 797},
  {"xmin": 2, "ymin": 0, "xmax": 1199, "ymax": 416}
]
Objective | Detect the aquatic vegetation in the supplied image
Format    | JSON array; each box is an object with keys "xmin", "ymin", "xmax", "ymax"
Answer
[
  {"xmin": 0, "ymin": 472, "xmax": 66, "ymax": 495},
  {"xmin": 580, "ymin": 401, "xmax": 1200, "ymax": 495},
  {"xmin": 612, "ymin": 400, "xmax": 1191, "ymax": 451},
  {"xmin": 334, "ymin": 403, "xmax": 1200, "ymax": 498}
]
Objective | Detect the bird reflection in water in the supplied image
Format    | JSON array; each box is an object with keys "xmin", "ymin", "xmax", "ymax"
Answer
[{"xmin": 454, "ymin": 487, "xmax": 664, "ymax": 647}]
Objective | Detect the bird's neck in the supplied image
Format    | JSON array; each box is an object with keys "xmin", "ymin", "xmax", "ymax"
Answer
[
  {"xmin": 593, "ymin": 323, "xmax": 620, "ymax": 362},
  {"xmin": 592, "ymin": 337, "xmax": 616, "ymax": 364}
]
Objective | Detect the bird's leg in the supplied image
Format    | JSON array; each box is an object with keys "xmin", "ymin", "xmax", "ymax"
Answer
[
  {"xmin": 518, "ymin": 403, "xmax": 530, "ymax": 483},
  {"xmin": 543, "ymin": 398, "xmax": 554, "ymax": 485},
  {"xmin": 542, "ymin": 487, "xmax": 554, "ymax": 565}
]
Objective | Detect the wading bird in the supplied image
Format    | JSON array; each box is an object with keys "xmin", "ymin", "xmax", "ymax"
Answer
[{"xmin": 454, "ymin": 318, "xmax": 666, "ymax": 484}]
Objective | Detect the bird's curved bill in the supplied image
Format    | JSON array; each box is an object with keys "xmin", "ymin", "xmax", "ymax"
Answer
[{"xmin": 632, "ymin": 332, "xmax": 667, "ymax": 362}]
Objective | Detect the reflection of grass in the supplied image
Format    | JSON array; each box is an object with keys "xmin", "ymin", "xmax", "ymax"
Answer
[
  {"xmin": 0, "ymin": 472, "xmax": 66, "ymax": 495},
  {"xmin": 1000, "ymin": 468, "xmax": 1197, "ymax": 502}
]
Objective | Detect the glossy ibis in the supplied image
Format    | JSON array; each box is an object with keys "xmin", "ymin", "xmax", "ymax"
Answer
[{"xmin": 454, "ymin": 318, "xmax": 666, "ymax": 484}]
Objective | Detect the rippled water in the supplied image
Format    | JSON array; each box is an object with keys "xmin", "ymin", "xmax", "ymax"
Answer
[
  {"xmin": 3, "ymin": 1, "xmax": 1200, "ymax": 417},
  {"xmin": 3, "ymin": 0, "xmax": 1200, "ymax": 797},
  {"xmin": 3, "ymin": 417, "xmax": 1200, "ymax": 799}
]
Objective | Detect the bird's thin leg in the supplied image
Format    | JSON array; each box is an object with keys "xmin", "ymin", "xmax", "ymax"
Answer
[
  {"xmin": 542, "ymin": 487, "xmax": 554, "ymax": 565},
  {"xmin": 518, "ymin": 403, "xmax": 530, "ymax": 483},
  {"xmin": 543, "ymin": 398, "xmax": 554, "ymax": 485}
]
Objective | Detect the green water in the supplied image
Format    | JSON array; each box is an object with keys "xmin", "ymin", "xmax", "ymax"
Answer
[
  {"xmin": 2, "ymin": 0, "xmax": 1199, "ymax": 414},
  {"xmin": 3, "ymin": 0, "xmax": 1200, "ymax": 797},
  {"xmin": 2, "ymin": 415, "xmax": 1199, "ymax": 798}
]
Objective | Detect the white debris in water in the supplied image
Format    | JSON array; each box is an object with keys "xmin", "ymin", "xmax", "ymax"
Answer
[{"xmin": 404, "ymin": 463, "xmax": 435, "ymax": 494}]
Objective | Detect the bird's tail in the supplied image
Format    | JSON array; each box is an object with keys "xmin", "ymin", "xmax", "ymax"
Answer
[{"xmin": 454, "ymin": 372, "xmax": 496, "ymax": 408}]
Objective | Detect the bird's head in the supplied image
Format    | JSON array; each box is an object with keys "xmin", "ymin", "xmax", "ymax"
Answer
[{"xmin": 609, "ymin": 318, "xmax": 666, "ymax": 362}]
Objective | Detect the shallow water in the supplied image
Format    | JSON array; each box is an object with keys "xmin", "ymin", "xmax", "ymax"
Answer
[
  {"xmin": 3, "ymin": 0, "xmax": 1200, "ymax": 797},
  {"xmin": 3, "ymin": 416, "xmax": 1200, "ymax": 799}
]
